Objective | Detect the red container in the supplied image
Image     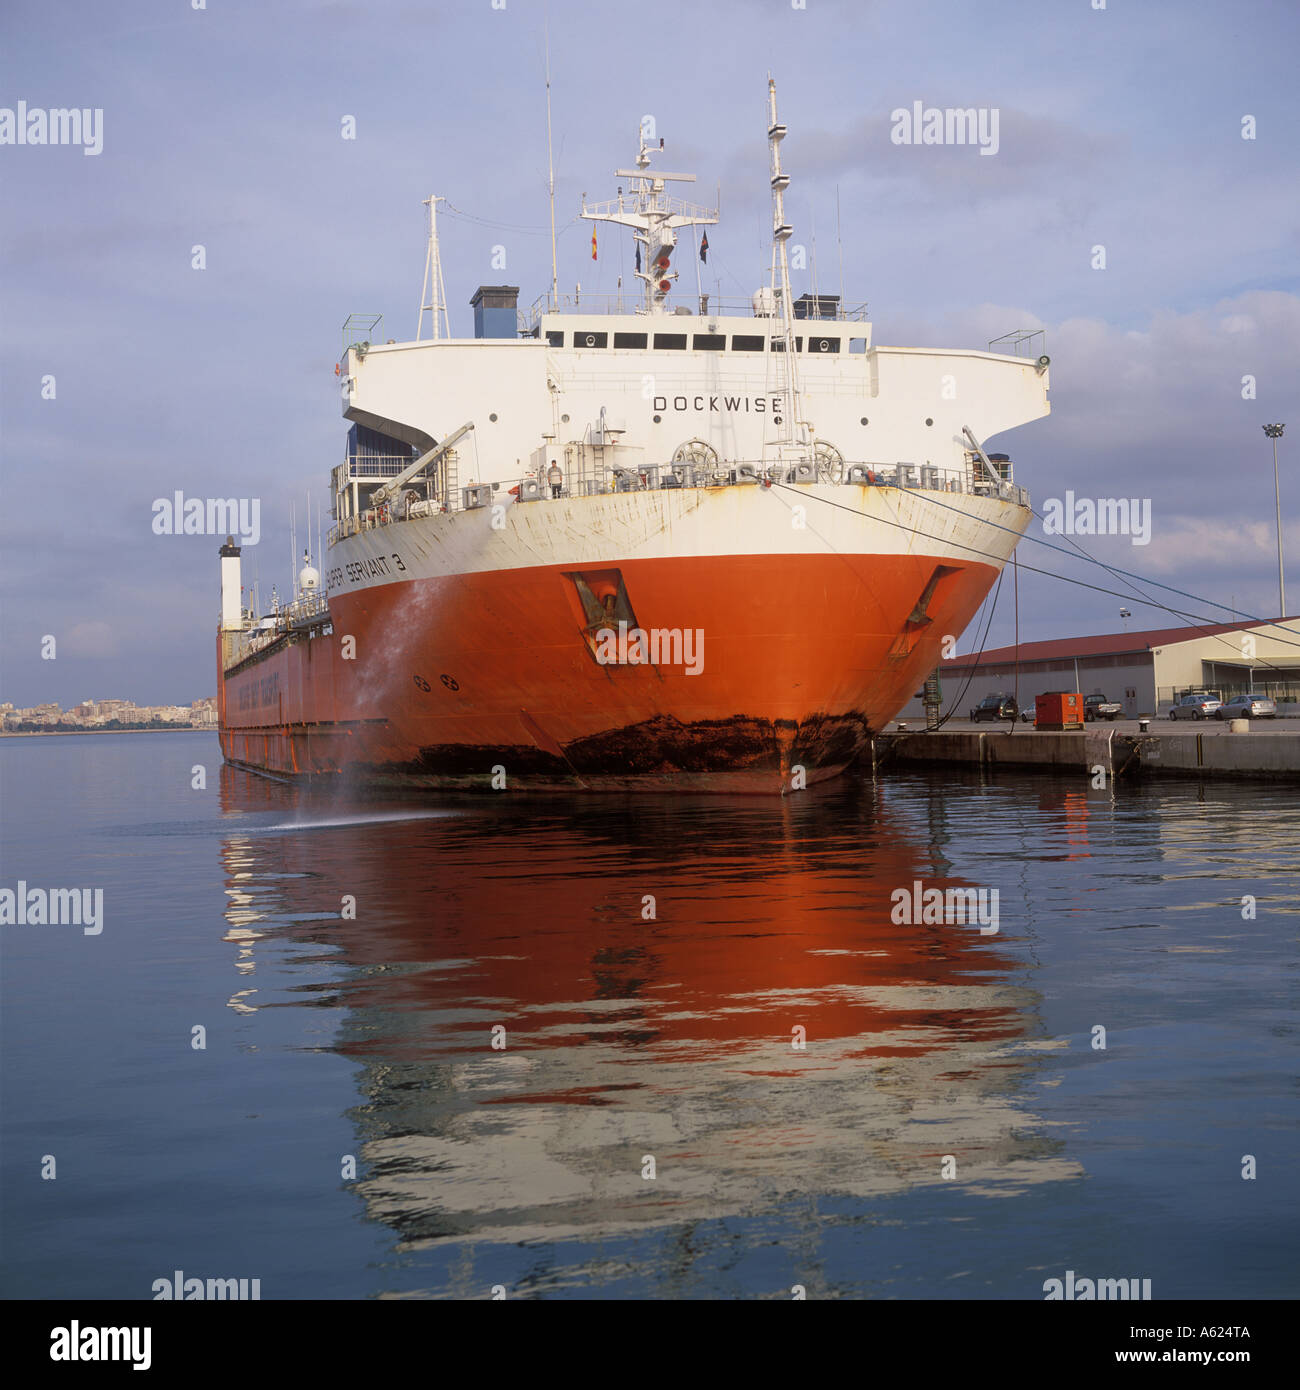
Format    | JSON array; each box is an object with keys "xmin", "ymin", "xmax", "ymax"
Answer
[{"xmin": 1035, "ymin": 691, "xmax": 1084, "ymax": 730}]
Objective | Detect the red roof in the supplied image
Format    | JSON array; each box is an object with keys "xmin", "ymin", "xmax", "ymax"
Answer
[{"xmin": 944, "ymin": 617, "xmax": 1297, "ymax": 669}]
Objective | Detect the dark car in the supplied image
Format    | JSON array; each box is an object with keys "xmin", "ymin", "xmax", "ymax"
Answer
[
  {"xmin": 1083, "ymin": 693, "xmax": 1123, "ymax": 721},
  {"xmin": 969, "ymin": 692, "xmax": 1019, "ymax": 723}
]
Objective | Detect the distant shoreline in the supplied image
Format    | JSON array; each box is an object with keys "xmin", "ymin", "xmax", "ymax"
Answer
[{"xmin": 0, "ymin": 728, "xmax": 217, "ymax": 738}]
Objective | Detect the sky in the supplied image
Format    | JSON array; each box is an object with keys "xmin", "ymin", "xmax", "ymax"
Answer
[{"xmin": 1, "ymin": 0, "xmax": 1297, "ymax": 707}]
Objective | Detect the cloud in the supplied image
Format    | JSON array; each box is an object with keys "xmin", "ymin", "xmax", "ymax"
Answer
[{"xmin": 61, "ymin": 621, "xmax": 118, "ymax": 659}]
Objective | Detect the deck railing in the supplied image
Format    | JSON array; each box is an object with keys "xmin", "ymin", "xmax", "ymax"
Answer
[
  {"xmin": 523, "ymin": 291, "xmax": 870, "ymax": 333},
  {"xmin": 326, "ymin": 456, "xmax": 1029, "ymax": 547}
]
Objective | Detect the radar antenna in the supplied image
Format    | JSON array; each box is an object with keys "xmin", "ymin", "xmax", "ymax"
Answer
[{"xmin": 581, "ymin": 131, "xmax": 718, "ymax": 314}]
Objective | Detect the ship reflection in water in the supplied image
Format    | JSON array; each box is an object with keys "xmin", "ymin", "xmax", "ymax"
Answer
[{"xmin": 217, "ymin": 766, "xmax": 1083, "ymax": 1281}]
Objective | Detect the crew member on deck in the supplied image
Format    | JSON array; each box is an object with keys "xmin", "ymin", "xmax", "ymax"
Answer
[{"xmin": 547, "ymin": 461, "xmax": 563, "ymax": 499}]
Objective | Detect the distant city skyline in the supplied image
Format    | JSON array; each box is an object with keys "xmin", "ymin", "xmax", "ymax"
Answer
[
  {"xmin": 1, "ymin": 695, "xmax": 216, "ymax": 731},
  {"xmin": 2, "ymin": 0, "xmax": 1297, "ymax": 707}
]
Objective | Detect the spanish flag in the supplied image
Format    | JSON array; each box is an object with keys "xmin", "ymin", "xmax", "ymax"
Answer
[{"xmin": 591, "ymin": 226, "xmax": 597, "ymax": 261}]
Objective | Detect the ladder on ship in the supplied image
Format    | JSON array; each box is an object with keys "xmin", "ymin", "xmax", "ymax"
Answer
[{"xmin": 443, "ymin": 447, "xmax": 459, "ymax": 509}]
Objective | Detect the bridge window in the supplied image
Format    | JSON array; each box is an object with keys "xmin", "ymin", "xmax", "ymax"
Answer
[
  {"xmin": 546, "ymin": 330, "xmax": 564, "ymax": 347},
  {"xmin": 731, "ymin": 335, "xmax": 765, "ymax": 352},
  {"xmin": 653, "ymin": 333, "xmax": 688, "ymax": 350},
  {"xmin": 614, "ymin": 332, "xmax": 648, "ymax": 349},
  {"xmin": 576, "ymin": 331, "xmax": 608, "ymax": 348},
  {"xmin": 693, "ymin": 334, "xmax": 726, "ymax": 350}
]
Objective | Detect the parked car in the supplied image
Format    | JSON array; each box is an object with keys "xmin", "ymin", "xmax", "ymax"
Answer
[
  {"xmin": 1215, "ymin": 694, "xmax": 1277, "ymax": 720},
  {"xmin": 969, "ymin": 692, "xmax": 1019, "ymax": 723},
  {"xmin": 1168, "ymin": 693, "xmax": 1222, "ymax": 720},
  {"xmin": 1083, "ymin": 693, "xmax": 1123, "ymax": 722}
]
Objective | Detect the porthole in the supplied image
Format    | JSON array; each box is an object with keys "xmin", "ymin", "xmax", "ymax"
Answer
[
  {"xmin": 860, "ymin": 417, "xmax": 869, "ymax": 425},
  {"xmin": 561, "ymin": 413, "xmax": 570, "ymax": 423},
  {"xmin": 653, "ymin": 414, "xmax": 662, "ymax": 423},
  {"xmin": 925, "ymin": 417, "xmax": 933, "ymax": 426},
  {"xmin": 489, "ymin": 412, "xmax": 498, "ymax": 422}
]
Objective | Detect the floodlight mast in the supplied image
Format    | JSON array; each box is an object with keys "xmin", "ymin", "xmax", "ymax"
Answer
[{"xmin": 1264, "ymin": 423, "xmax": 1286, "ymax": 616}]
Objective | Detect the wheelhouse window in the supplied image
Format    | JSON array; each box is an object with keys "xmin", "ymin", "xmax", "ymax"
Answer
[
  {"xmin": 731, "ymin": 335, "xmax": 765, "ymax": 351},
  {"xmin": 546, "ymin": 330, "xmax": 564, "ymax": 347},
  {"xmin": 575, "ymin": 331, "xmax": 608, "ymax": 348},
  {"xmin": 613, "ymin": 332, "xmax": 648, "ymax": 349},
  {"xmin": 693, "ymin": 334, "xmax": 726, "ymax": 350},
  {"xmin": 653, "ymin": 333, "xmax": 688, "ymax": 350}
]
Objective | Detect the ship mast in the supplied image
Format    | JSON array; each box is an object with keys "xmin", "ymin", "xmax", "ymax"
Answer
[
  {"xmin": 544, "ymin": 23, "xmax": 559, "ymax": 304},
  {"xmin": 416, "ymin": 194, "xmax": 449, "ymax": 341},
  {"xmin": 581, "ymin": 133, "xmax": 717, "ymax": 314},
  {"xmin": 764, "ymin": 77, "xmax": 809, "ymax": 463}
]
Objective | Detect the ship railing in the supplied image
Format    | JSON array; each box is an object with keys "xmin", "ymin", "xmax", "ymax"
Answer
[
  {"xmin": 328, "ymin": 458, "xmax": 1028, "ymax": 539},
  {"xmin": 229, "ymin": 590, "xmax": 331, "ymax": 660},
  {"xmin": 329, "ymin": 508, "xmax": 401, "ymax": 545},
  {"xmin": 337, "ymin": 454, "xmax": 411, "ymax": 480},
  {"xmin": 523, "ymin": 291, "xmax": 870, "ymax": 332},
  {"xmin": 286, "ymin": 589, "xmax": 330, "ymax": 629},
  {"xmin": 582, "ymin": 193, "xmax": 719, "ymax": 223}
]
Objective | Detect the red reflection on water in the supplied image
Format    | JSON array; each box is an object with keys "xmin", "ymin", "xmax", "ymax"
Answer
[{"xmin": 218, "ymin": 768, "xmax": 1026, "ymax": 1062}]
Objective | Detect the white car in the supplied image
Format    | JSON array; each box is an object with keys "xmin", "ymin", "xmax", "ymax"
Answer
[
  {"xmin": 1168, "ymin": 693, "xmax": 1222, "ymax": 720},
  {"xmin": 1215, "ymin": 694, "xmax": 1277, "ymax": 720}
]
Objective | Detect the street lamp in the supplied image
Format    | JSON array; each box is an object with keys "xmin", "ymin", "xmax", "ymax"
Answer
[{"xmin": 1264, "ymin": 424, "xmax": 1286, "ymax": 617}]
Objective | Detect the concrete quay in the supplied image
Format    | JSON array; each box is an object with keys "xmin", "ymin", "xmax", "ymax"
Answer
[{"xmin": 875, "ymin": 718, "xmax": 1300, "ymax": 782}]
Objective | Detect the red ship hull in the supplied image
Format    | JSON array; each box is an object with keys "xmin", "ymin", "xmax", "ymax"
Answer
[{"xmin": 218, "ymin": 549, "xmax": 997, "ymax": 794}]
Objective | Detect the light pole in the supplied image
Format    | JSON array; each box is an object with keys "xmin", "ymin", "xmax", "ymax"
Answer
[{"xmin": 1264, "ymin": 423, "xmax": 1286, "ymax": 617}]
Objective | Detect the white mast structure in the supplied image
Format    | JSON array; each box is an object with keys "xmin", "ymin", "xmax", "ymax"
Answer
[
  {"xmin": 416, "ymin": 194, "xmax": 449, "ymax": 341},
  {"xmin": 764, "ymin": 77, "xmax": 810, "ymax": 469},
  {"xmin": 581, "ymin": 133, "xmax": 718, "ymax": 314},
  {"xmin": 544, "ymin": 24, "xmax": 559, "ymax": 304}
]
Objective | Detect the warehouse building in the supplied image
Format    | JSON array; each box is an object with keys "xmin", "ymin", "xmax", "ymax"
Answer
[{"xmin": 899, "ymin": 617, "xmax": 1300, "ymax": 721}]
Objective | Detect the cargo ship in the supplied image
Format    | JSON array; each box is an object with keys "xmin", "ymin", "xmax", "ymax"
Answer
[{"xmin": 217, "ymin": 81, "xmax": 1050, "ymax": 794}]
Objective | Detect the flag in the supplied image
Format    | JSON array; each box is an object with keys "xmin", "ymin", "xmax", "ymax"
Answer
[
  {"xmin": 591, "ymin": 226, "xmax": 597, "ymax": 261},
  {"xmin": 634, "ymin": 243, "xmax": 641, "ymax": 272},
  {"xmin": 700, "ymin": 230, "xmax": 709, "ymax": 264}
]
